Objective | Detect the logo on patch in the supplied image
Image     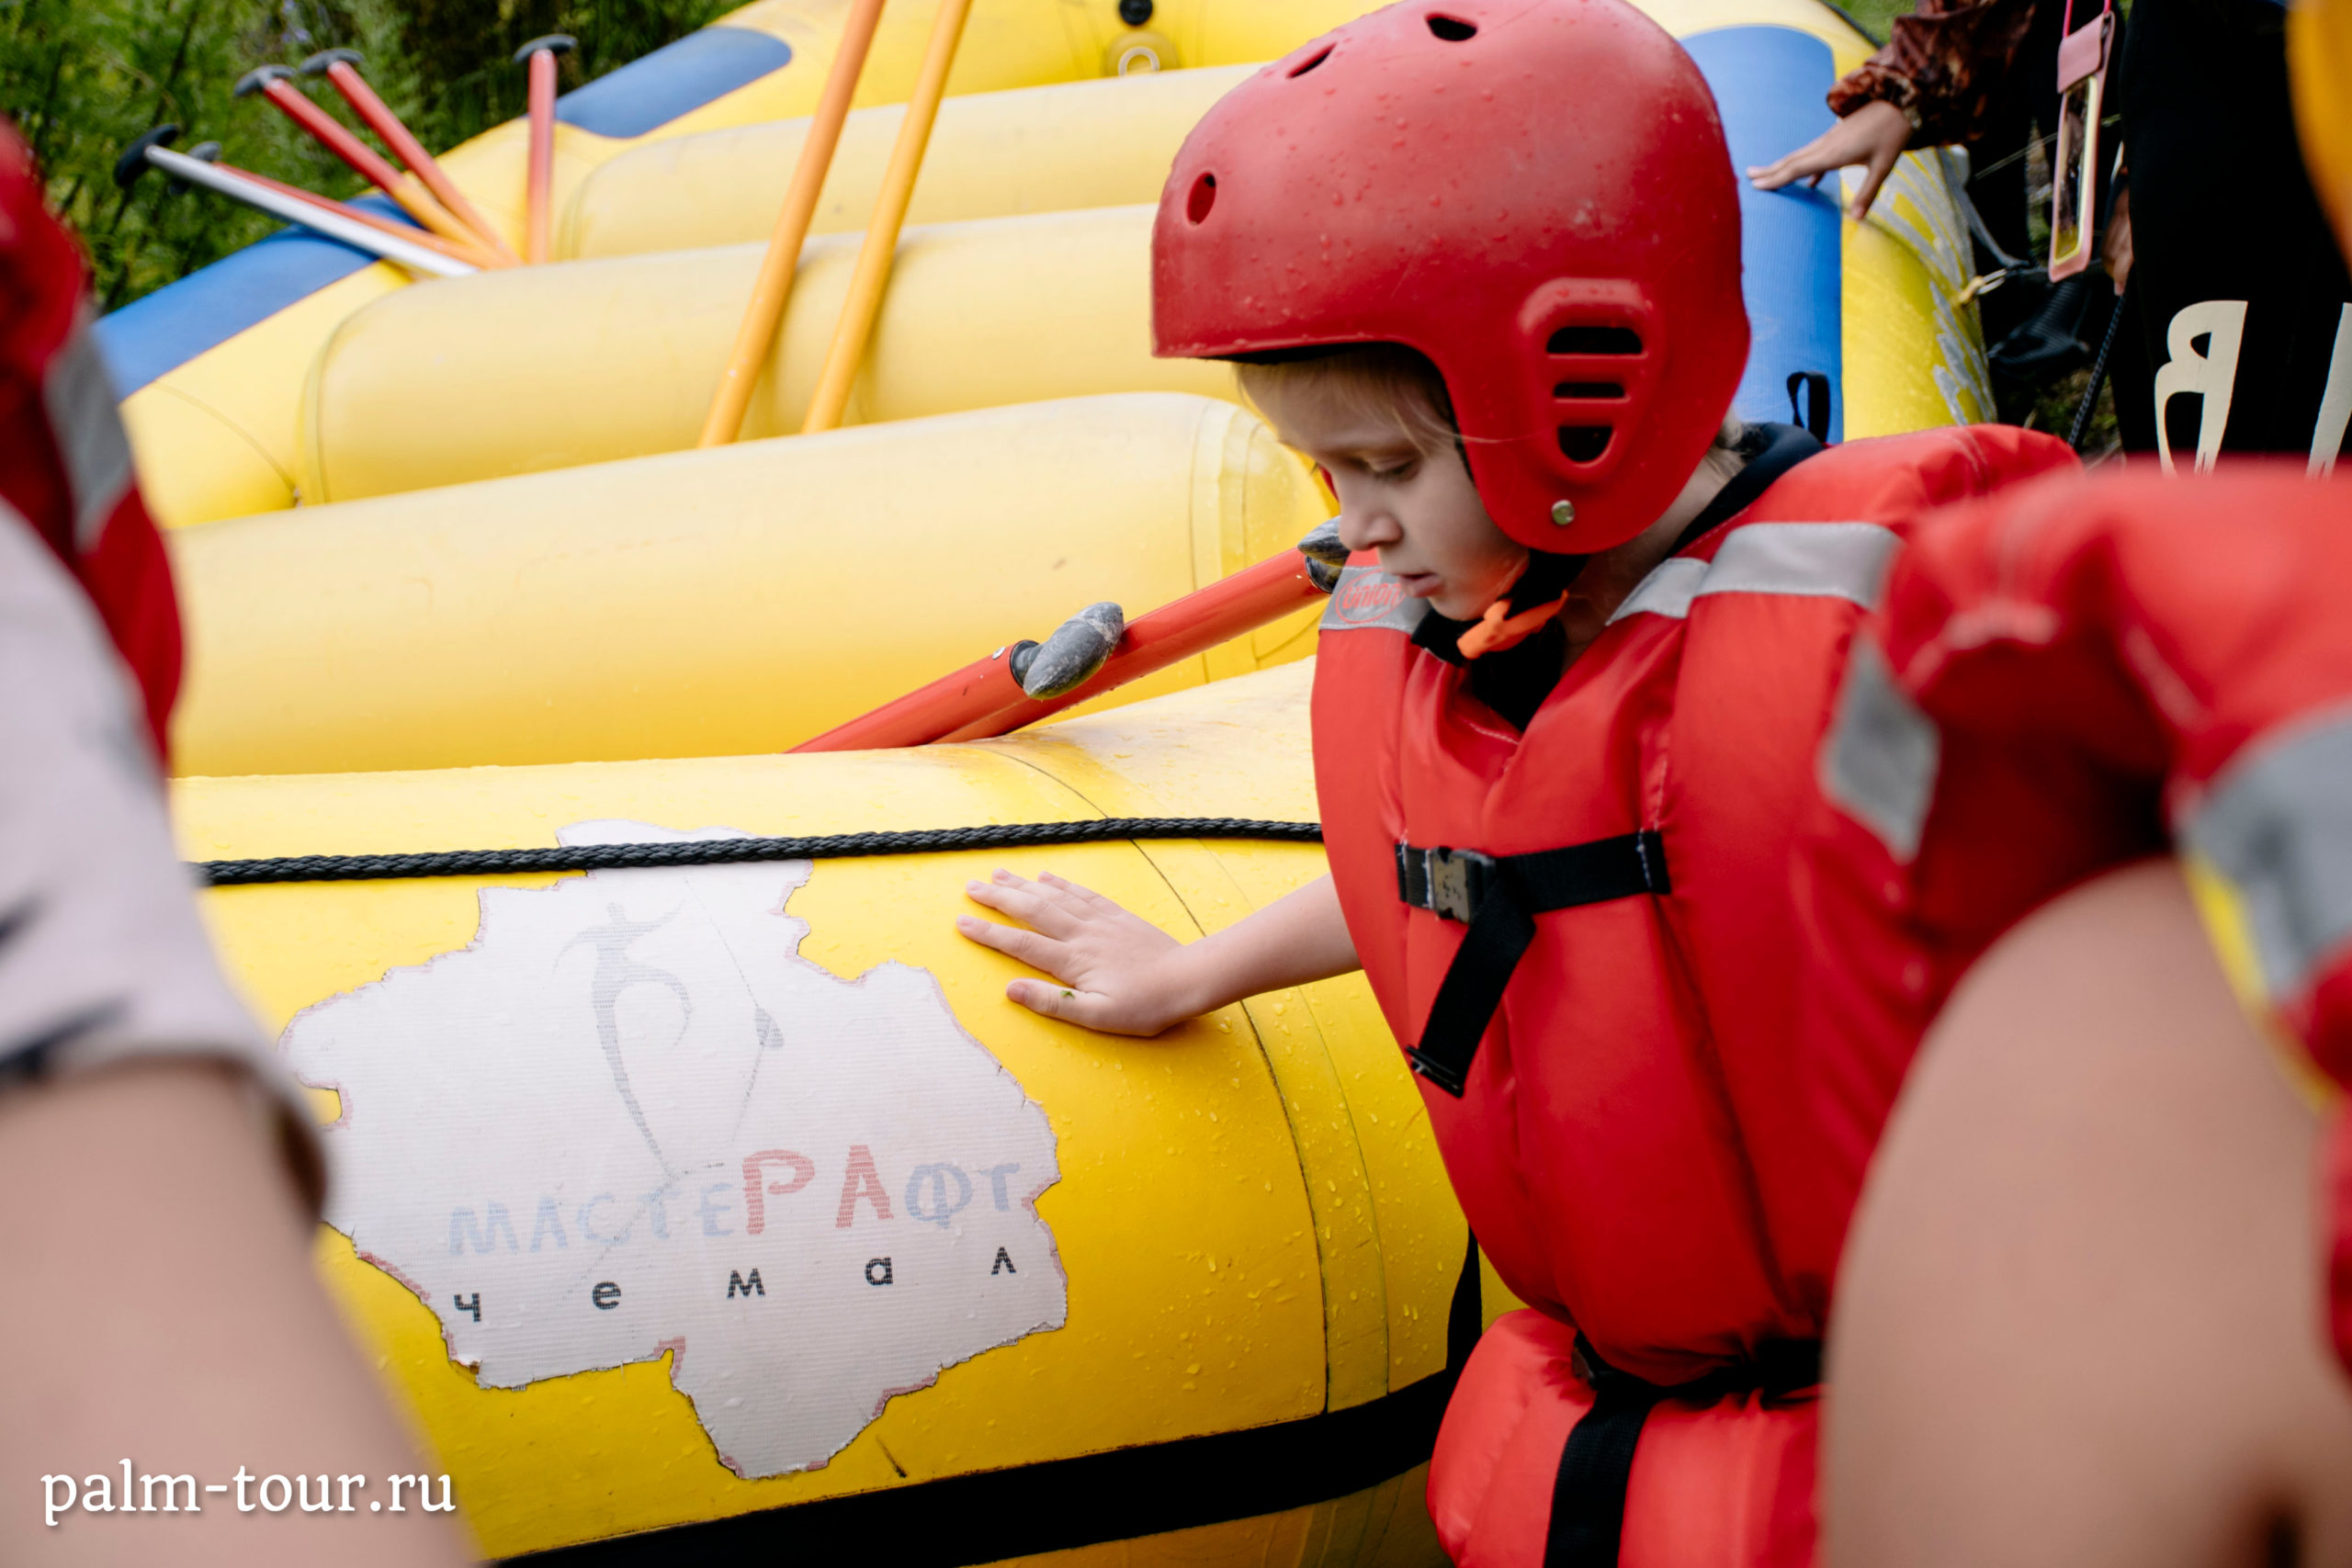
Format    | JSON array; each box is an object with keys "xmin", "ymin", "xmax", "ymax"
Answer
[
  {"xmin": 1335, "ymin": 571, "xmax": 1407, "ymax": 624},
  {"xmin": 285, "ymin": 820, "xmax": 1064, "ymax": 1481}
]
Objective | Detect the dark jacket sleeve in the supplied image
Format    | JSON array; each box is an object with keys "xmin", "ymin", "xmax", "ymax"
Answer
[{"xmin": 1826, "ymin": 0, "xmax": 2042, "ymax": 148}]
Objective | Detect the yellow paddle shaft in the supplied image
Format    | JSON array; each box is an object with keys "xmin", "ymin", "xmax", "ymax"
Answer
[
  {"xmin": 800, "ymin": 0, "xmax": 977, "ymax": 434},
  {"xmin": 697, "ymin": 0, "xmax": 888, "ymax": 447}
]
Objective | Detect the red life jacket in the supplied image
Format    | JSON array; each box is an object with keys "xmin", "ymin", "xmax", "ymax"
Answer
[
  {"xmin": 0, "ymin": 123, "xmax": 181, "ymax": 760},
  {"xmin": 1797, "ymin": 463, "xmax": 2352, "ymax": 1381},
  {"xmin": 1311, "ymin": 425, "xmax": 2075, "ymax": 1566}
]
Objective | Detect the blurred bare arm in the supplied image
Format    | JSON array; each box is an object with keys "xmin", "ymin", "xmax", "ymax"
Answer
[{"xmin": 0, "ymin": 1062, "xmax": 473, "ymax": 1564}]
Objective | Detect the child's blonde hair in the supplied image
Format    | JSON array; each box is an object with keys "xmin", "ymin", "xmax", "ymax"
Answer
[{"xmin": 1238, "ymin": 343, "xmax": 1755, "ymax": 484}]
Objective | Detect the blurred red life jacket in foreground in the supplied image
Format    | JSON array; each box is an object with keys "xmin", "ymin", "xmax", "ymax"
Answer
[
  {"xmin": 1799, "ymin": 463, "xmax": 2352, "ymax": 1382},
  {"xmin": 0, "ymin": 122, "xmax": 178, "ymax": 759},
  {"xmin": 1311, "ymin": 426, "xmax": 2075, "ymax": 1567}
]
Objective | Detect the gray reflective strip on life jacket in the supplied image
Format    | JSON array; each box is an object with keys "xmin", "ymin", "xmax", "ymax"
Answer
[
  {"xmin": 1318, "ymin": 563, "xmax": 1430, "ymax": 635},
  {"xmin": 1817, "ymin": 639, "xmax": 1940, "ymax": 864},
  {"xmin": 2179, "ymin": 712, "xmax": 2352, "ymax": 1002},
  {"xmin": 42, "ymin": 323, "xmax": 134, "ymax": 551},
  {"xmin": 1606, "ymin": 522, "xmax": 1902, "ymax": 625}
]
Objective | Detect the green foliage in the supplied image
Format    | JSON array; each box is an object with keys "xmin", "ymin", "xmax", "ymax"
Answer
[
  {"xmin": 0, "ymin": 0, "xmax": 738, "ymax": 309},
  {"xmin": 1832, "ymin": 0, "xmax": 1907, "ymax": 45}
]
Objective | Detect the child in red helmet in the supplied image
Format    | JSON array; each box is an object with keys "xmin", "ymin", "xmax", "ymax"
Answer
[{"xmin": 961, "ymin": 2, "xmax": 2068, "ymax": 1562}]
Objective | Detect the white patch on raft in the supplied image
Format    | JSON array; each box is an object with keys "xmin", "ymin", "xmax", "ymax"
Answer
[{"xmin": 284, "ymin": 820, "xmax": 1065, "ymax": 1479}]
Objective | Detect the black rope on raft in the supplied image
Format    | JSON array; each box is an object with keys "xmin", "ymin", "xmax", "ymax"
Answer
[{"xmin": 192, "ymin": 818, "xmax": 1326, "ymax": 887}]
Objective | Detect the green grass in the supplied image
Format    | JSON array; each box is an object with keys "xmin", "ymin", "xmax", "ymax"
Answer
[
  {"xmin": 1833, "ymin": 0, "xmax": 1908, "ymax": 44},
  {"xmin": 2, "ymin": 0, "xmax": 736, "ymax": 309}
]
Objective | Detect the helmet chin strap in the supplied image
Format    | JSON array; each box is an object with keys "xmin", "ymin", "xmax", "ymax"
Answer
[{"xmin": 1455, "ymin": 549, "xmax": 1589, "ymax": 660}]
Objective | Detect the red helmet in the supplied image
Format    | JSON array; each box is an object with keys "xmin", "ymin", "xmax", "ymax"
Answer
[{"xmin": 1152, "ymin": 0, "xmax": 1748, "ymax": 555}]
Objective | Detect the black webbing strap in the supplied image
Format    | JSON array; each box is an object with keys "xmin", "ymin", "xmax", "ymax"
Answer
[
  {"xmin": 1546, "ymin": 1341, "xmax": 1663, "ymax": 1568},
  {"xmin": 1395, "ymin": 829, "xmax": 1668, "ymax": 1097},
  {"xmin": 1545, "ymin": 1336, "xmax": 1822, "ymax": 1568}
]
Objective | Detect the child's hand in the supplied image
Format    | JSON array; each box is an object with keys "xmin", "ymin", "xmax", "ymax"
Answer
[{"xmin": 956, "ymin": 868, "xmax": 1203, "ymax": 1035}]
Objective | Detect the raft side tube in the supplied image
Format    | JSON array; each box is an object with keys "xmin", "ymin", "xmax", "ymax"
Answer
[
  {"xmin": 177, "ymin": 663, "xmax": 1461, "ymax": 1561},
  {"xmin": 297, "ymin": 206, "xmax": 1234, "ymax": 505},
  {"xmin": 171, "ymin": 393, "xmax": 1329, "ymax": 776},
  {"xmin": 562, "ymin": 64, "xmax": 1258, "ymax": 259}
]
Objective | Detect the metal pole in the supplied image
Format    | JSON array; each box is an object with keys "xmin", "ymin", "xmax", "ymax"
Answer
[{"xmin": 144, "ymin": 146, "xmax": 475, "ymax": 278}]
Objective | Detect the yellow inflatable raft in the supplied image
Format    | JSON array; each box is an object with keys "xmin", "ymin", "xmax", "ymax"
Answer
[
  {"xmin": 293, "ymin": 205, "xmax": 1231, "ymax": 504},
  {"xmin": 174, "ymin": 394, "xmax": 1324, "ymax": 775},
  {"xmin": 188, "ymin": 666, "xmax": 1468, "ymax": 1563},
  {"xmin": 562, "ymin": 63, "xmax": 1260, "ymax": 260}
]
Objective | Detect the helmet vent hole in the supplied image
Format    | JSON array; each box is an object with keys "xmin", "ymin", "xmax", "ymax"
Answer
[
  {"xmin": 1557, "ymin": 425, "xmax": 1614, "ymax": 463},
  {"xmin": 1186, "ymin": 173, "xmax": 1217, "ymax": 223},
  {"xmin": 1426, "ymin": 15, "xmax": 1477, "ymax": 40},
  {"xmin": 1553, "ymin": 381, "xmax": 1625, "ymax": 400},
  {"xmin": 1287, "ymin": 45, "xmax": 1333, "ymax": 76},
  {"xmin": 1547, "ymin": 325, "xmax": 1643, "ymax": 355}
]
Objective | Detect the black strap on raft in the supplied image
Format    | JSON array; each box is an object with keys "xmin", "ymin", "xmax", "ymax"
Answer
[
  {"xmin": 191, "ymin": 817, "xmax": 1323, "ymax": 887},
  {"xmin": 1546, "ymin": 1337, "xmax": 1822, "ymax": 1568},
  {"xmin": 1393, "ymin": 830, "xmax": 1668, "ymax": 1096},
  {"xmin": 1784, "ymin": 371, "xmax": 1833, "ymax": 443}
]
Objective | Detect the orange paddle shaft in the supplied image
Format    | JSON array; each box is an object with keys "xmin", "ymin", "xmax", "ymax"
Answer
[
  {"xmin": 244, "ymin": 73, "xmax": 497, "ymax": 261},
  {"xmin": 313, "ymin": 58, "xmax": 518, "ymax": 261},
  {"xmin": 523, "ymin": 45, "xmax": 563, "ymax": 263},
  {"xmin": 697, "ymin": 0, "xmax": 888, "ymax": 446},
  {"xmin": 792, "ymin": 550, "xmax": 1329, "ymax": 753}
]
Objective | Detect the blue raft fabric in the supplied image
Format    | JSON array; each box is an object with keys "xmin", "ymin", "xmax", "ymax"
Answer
[
  {"xmin": 1686, "ymin": 27, "xmax": 1848, "ymax": 444},
  {"xmin": 92, "ymin": 194, "xmax": 407, "ymax": 397},
  {"xmin": 555, "ymin": 27, "xmax": 793, "ymax": 139}
]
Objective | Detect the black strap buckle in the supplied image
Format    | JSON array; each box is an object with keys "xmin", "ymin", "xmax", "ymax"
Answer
[
  {"xmin": 1395, "ymin": 842, "xmax": 1498, "ymax": 924},
  {"xmin": 1394, "ymin": 829, "xmax": 1668, "ymax": 1100}
]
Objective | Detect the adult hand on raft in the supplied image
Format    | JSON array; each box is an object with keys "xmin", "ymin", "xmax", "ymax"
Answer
[
  {"xmin": 1747, "ymin": 98, "xmax": 1912, "ymax": 221},
  {"xmin": 2104, "ymin": 185, "xmax": 2134, "ymax": 294},
  {"xmin": 958, "ymin": 868, "xmax": 1201, "ymax": 1035}
]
